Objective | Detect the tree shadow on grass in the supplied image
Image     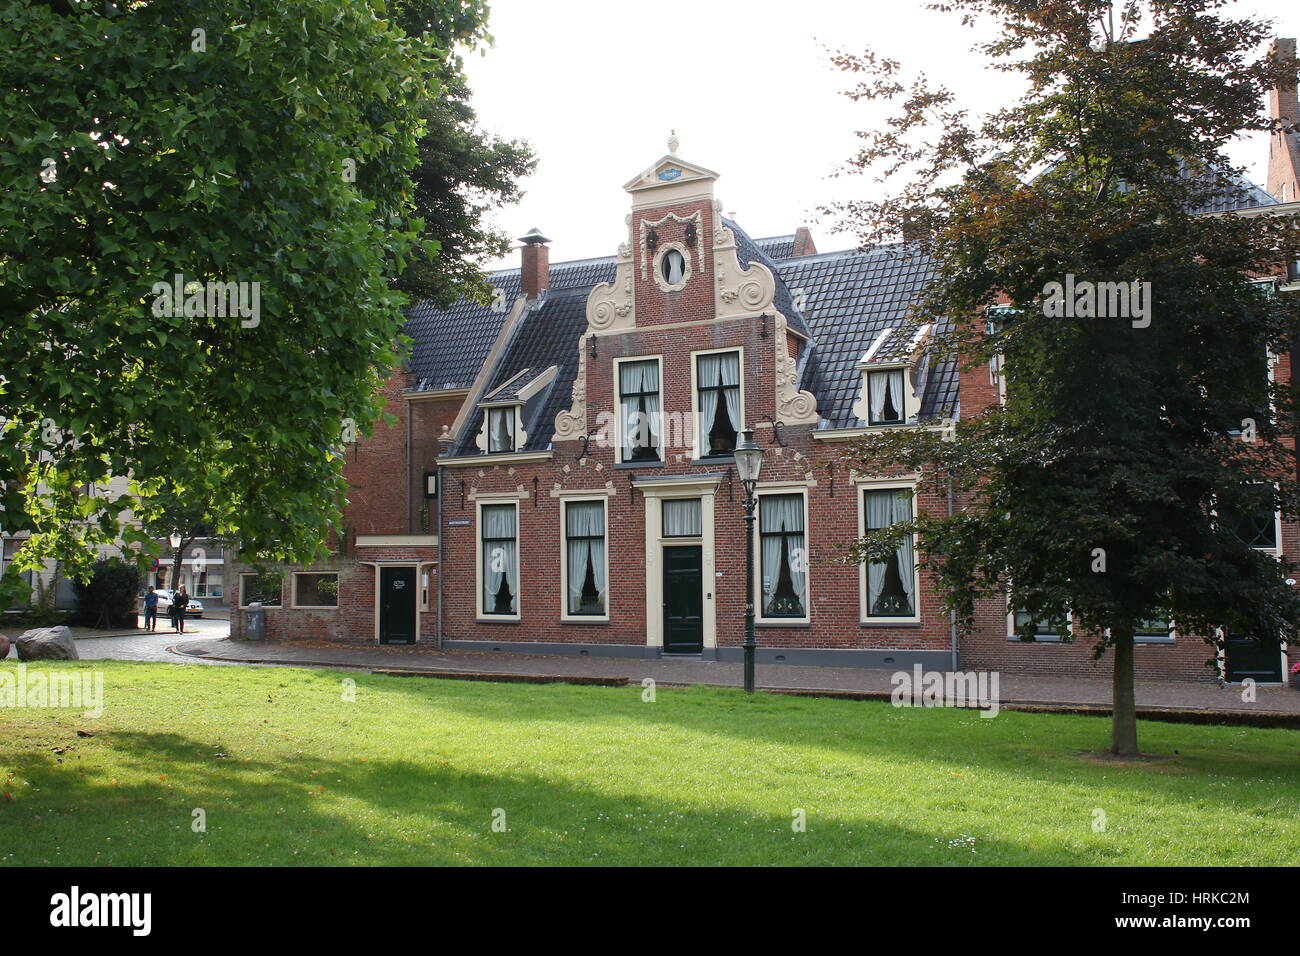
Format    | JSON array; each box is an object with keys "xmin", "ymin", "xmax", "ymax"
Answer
[
  {"xmin": 353, "ymin": 671, "xmax": 1300, "ymax": 815},
  {"xmin": 1, "ymin": 726, "xmax": 1092, "ymax": 866}
]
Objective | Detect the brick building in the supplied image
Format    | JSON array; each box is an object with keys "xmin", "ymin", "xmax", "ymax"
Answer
[{"xmin": 233, "ymin": 69, "xmax": 1300, "ymax": 684}]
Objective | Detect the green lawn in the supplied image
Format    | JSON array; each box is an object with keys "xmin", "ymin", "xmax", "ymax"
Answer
[{"xmin": 2, "ymin": 661, "xmax": 1297, "ymax": 865}]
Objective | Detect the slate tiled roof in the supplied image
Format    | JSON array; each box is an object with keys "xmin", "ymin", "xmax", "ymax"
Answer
[
  {"xmin": 405, "ymin": 275, "xmax": 519, "ymax": 391},
  {"xmin": 755, "ymin": 235, "xmax": 795, "ymax": 259},
  {"xmin": 411, "ymin": 228, "xmax": 959, "ymax": 454},
  {"xmin": 453, "ymin": 286, "xmax": 591, "ymax": 456},
  {"xmin": 728, "ymin": 220, "xmax": 813, "ymax": 340},
  {"xmin": 404, "ymin": 257, "xmax": 617, "ymax": 391},
  {"xmin": 774, "ymin": 243, "xmax": 955, "ymax": 429},
  {"xmin": 1183, "ymin": 169, "xmax": 1279, "ymax": 215}
]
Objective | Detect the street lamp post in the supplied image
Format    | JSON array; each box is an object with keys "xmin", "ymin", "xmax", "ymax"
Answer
[
  {"xmin": 167, "ymin": 531, "xmax": 182, "ymax": 589},
  {"xmin": 733, "ymin": 426, "xmax": 765, "ymax": 694}
]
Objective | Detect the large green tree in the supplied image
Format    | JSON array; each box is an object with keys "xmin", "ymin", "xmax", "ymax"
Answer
[
  {"xmin": 0, "ymin": 0, "xmax": 520, "ymax": 597},
  {"xmin": 834, "ymin": 0, "xmax": 1300, "ymax": 755},
  {"xmin": 389, "ymin": 0, "xmax": 536, "ymax": 308}
]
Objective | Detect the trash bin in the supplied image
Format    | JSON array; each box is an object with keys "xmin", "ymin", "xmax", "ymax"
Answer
[{"xmin": 243, "ymin": 602, "xmax": 265, "ymax": 641}]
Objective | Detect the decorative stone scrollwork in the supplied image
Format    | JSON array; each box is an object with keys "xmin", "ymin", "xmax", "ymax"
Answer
[
  {"xmin": 552, "ymin": 333, "xmax": 590, "ymax": 441},
  {"xmin": 774, "ymin": 313, "xmax": 820, "ymax": 426},
  {"xmin": 640, "ymin": 211, "xmax": 705, "ymax": 281},
  {"xmin": 586, "ymin": 258, "xmax": 635, "ymax": 333}
]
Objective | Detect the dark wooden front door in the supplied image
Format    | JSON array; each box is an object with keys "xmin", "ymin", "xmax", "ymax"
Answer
[
  {"xmin": 663, "ymin": 546, "xmax": 703, "ymax": 654},
  {"xmin": 1224, "ymin": 633, "xmax": 1283, "ymax": 683},
  {"xmin": 379, "ymin": 566, "xmax": 417, "ymax": 645}
]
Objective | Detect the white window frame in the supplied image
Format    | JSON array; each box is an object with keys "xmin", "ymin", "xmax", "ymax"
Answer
[
  {"xmin": 690, "ymin": 346, "xmax": 745, "ymax": 461},
  {"xmin": 1129, "ymin": 619, "xmax": 1176, "ymax": 645},
  {"xmin": 484, "ymin": 404, "xmax": 520, "ymax": 454},
  {"xmin": 560, "ymin": 495, "xmax": 610, "ymax": 622},
  {"xmin": 865, "ymin": 366, "xmax": 910, "ymax": 425},
  {"xmin": 476, "ymin": 497, "xmax": 522, "ymax": 621},
  {"xmin": 754, "ymin": 485, "xmax": 811, "ymax": 625},
  {"xmin": 1005, "ymin": 600, "xmax": 1074, "ymax": 642},
  {"xmin": 652, "ymin": 242, "xmax": 693, "ymax": 293},
  {"xmin": 614, "ymin": 354, "xmax": 664, "ymax": 464},
  {"xmin": 238, "ymin": 570, "xmax": 283, "ymax": 608},
  {"xmin": 291, "ymin": 571, "xmax": 340, "ymax": 609},
  {"xmin": 857, "ymin": 478, "xmax": 921, "ymax": 624}
]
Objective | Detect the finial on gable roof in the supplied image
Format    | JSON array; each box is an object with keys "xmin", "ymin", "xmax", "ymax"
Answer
[{"xmin": 667, "ymin": 130, "xmax": 679, "ymax": 155}]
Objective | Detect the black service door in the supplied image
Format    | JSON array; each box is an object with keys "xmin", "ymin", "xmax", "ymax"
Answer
[
  {"xmin": 663, "ymin": 546, "xmax": 703, "ymax": 654},
  {"xmin": 379, "ymin": 566, "xmax": 417, "ymax": 645},
  {"xmin": 1224, "ymin": 633, "xmax": 1283, "ymax": 683}
]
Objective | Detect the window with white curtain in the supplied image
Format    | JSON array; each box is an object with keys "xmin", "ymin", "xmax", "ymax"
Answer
[
  {"xmin": 697, "ymin": 351, "xmax": 741, "ymax": 455},
  {"xmin": 565, "ymin": 500, "xmax": 606, "ymax": 616},
  {"xmin": 481, "ymin": 504, "xmax": 518, "ymax": 615},
  {"xmin": 487, "ymin": 407, "xmax": 515, "ymax": 453},
  {"xmin": 759, "ymin": 493, "xmax": 807, "ymax": 619},
  {"xmin": 867, "ymin": 368, "xmax": 906, "ymax": 425},
  {"xmin": 863, "ymin": 487, "xmax": 916, "ymax": 618},
  {"xmin": 662, "ymin": 499, "xmax": 702, "ymax": 537},
  {"xmin": 618, "ymin": 359, "xmax": 661, "ymax": 461}
]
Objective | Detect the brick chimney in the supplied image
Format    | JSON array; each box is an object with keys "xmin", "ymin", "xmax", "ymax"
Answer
[
  {"xmin": 519, "ymin": 228, "xmax": 550, "ymax": 300},
  {"xmin": 791, "ymin": 225, "xmax": 818, "ymax": 257},
  {"xmin": 1267, "ymin": 38, "xmax": 1299, "ymax": 204}
]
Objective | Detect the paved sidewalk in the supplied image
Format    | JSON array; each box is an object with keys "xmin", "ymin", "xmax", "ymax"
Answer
[{"xmin": 171, "ymin": 637, "xmax": 1300, "ymax": 725}]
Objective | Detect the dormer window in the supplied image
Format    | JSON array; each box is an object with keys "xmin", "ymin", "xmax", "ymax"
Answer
[
  {"xmin": 853, "ymin": 325, "xmax": 930, "ymax": 427},
  {"xmin": 867, "ymin": 369, "xmax": 905, "ymax": 425},
  {"xmin": 487, "ymin": 407, "xmax": 516, "ymax": 453}
]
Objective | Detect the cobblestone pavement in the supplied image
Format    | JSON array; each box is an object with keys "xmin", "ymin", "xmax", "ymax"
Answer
[
  {"xmin": 163, "ymin": 636, "xmax": 1300, "ymax": 718},
  {"xmin": 2, "ymin": 617, "xmax": 232, "ymax": 665}
]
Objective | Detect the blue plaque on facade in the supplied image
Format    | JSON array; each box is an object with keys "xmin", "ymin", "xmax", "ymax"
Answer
[{"xmin": 658, "ymin": 167, "xmax": 682, "ymax": 181}]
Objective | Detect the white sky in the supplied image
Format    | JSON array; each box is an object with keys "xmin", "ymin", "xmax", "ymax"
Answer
[{"xmin": 463, "ymin": 0, "xmax": 1299, "ymax": 271}]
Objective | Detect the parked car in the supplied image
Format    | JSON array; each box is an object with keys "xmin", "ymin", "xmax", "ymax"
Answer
[{"xmin": 144, "ymin": 589, "xmax": 204, "ymax": 619}]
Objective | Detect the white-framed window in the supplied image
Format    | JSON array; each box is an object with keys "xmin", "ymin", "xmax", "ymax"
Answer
[
  {"xmin": 662, "ymin": 498, "xmax": 702, "ymax": 538},
  {"xmin": 486, "ymin": 407, "xmax": 516, "ymax": 453},
  {"xmin": 1238, "ymin": 507, "xmax": 1281, "ymax": 554},
  {"xmin": 1006, "ymin": 605, "xmax": 1072, "ymax": 642},
  {"xmin": 757, "ymin": 490, "xmax": 809, "ymax": 622},
  {"xmin": 859, "ymin": 483, "xmax": 919, "ymax": 622},
  {"xmin": 616, "ymin": 356, "xmax": 662, "ymax": 463},
  {"xmin": 562, "ymin": 498, "xmax": 607, "ymax": 619},
  {"xmin": 1133, "ymin": 618, "xmax": 1175, "ymax": 644},
  {"xmin": 239, "ymin": 570, "xmax": 283, "ymax": 607},
  {"xmin": 478, "ymin": 501, "xmax": 519, "ymax": 618},
  {"xmin": 292, "ymin": 572, "xmax": 339, "ymax": 608},
  {"xmin": 662, "ymin": 249, "xmax": 686, "ymax": 285},
  {"xmin": 694, "ymin": 348, "xmax": 742, "ymax": 457},
  {"xmin": 653, "ymin": 243, "xmax": 692, "ymax": 292},
  {"xmin": 866, "ymin": 368, "xmax": 906, "ymax": 425}
]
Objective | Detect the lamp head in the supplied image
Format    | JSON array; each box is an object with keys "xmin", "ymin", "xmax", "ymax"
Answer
[{"xmin": 734, "ymin": 426, "xmax": 763, "ymax": 494}]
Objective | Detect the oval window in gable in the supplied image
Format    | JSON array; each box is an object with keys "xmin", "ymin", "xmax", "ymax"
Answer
[{"xmin": 661, "ymin": 249, "xmax": 686, "ymax": 286}]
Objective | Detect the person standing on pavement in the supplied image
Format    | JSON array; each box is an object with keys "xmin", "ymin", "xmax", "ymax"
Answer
[
  {"xmin": 174, "ymin": 584, "xmax": 190, "ymax": 634},
  {"xmin": 144, "ymin": 586, "xmax": 159, "ymax": 632}
]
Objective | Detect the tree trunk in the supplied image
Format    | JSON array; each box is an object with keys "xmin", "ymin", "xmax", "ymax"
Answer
[
  {"xmin": 1110, "ymin": 630, "xmax": 1139, "ymax": 756},
  {"xmin": 169, "ymin": 537, "xmax": 197, "ymax": 590}
]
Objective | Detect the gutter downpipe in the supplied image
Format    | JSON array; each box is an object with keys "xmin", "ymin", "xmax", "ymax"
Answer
[
  {"xmin": 947, "ymin": 472, "xmax": 959, "ymax": 673},
  {"xmin": 436, "ymin": 462, "xmax": 445, "ymax": 651}
]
